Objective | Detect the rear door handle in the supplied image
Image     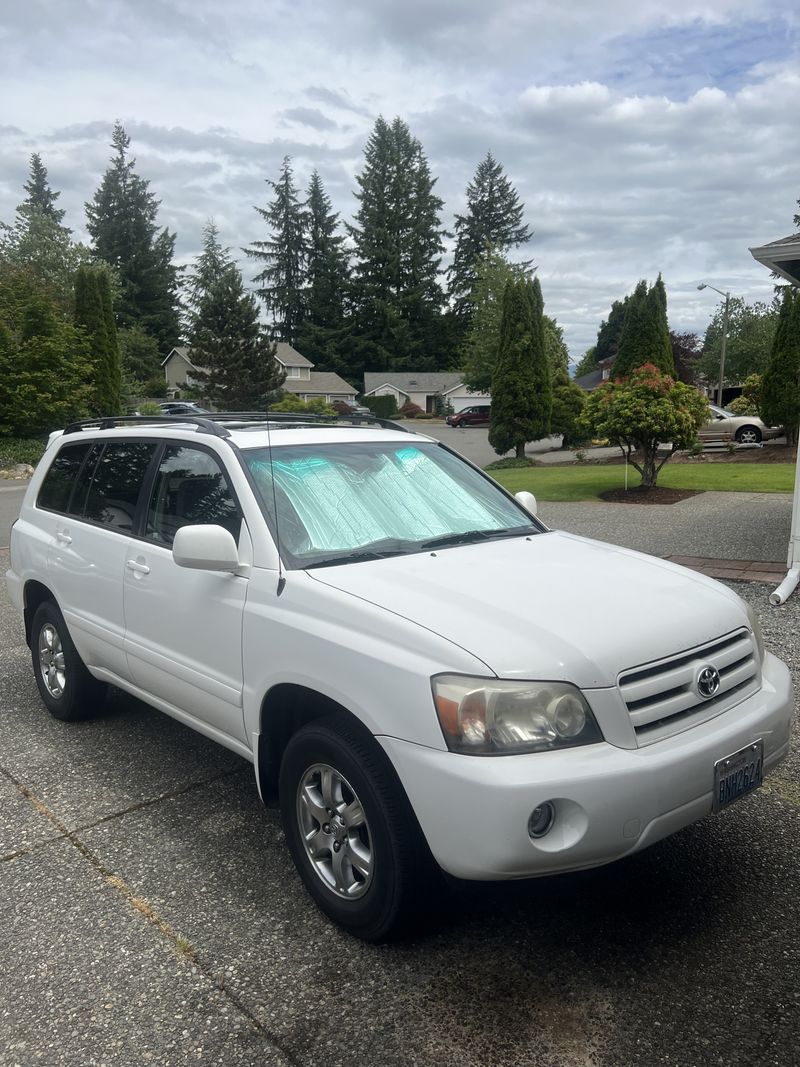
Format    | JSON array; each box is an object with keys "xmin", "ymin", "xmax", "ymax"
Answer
[
  {"xmin": 55, "ymin": 531, "xmax": 72, "ymax": 545},
  {"xmin": 126, "ymin": 560, "xmax": 150, "ymax": 575}
]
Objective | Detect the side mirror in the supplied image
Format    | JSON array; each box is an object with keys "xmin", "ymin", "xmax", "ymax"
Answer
[
  {"xmin": 172, "ymin": 524, "xmax": 239, "ymax": 572},
  {"xmin": 514, "ymin": 490, "xmax": 538, "ymax": 518}
]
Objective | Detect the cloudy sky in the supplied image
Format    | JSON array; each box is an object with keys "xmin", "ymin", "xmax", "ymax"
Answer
[{"xmin": 1, "ymin": 0, "xmax": 797, "ymax": 360}]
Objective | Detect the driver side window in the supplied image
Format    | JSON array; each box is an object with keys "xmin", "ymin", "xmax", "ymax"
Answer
[{"xmin": 145, "ymin": 445, "xmax": 241, "ymax": 547}]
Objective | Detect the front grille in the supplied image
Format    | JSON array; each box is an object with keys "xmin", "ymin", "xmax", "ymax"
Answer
[{"xmin": 618, "ymin": 629, "xmax": 760, "ymax": 745}]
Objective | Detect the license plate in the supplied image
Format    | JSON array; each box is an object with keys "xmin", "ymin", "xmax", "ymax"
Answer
[{"xmin": 713, "ymin": 740, "xmax": 763, "ymax": 813}]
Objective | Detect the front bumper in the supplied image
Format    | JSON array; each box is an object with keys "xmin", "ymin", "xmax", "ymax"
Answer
[{"xmin": 379, "ymin": 652, "xmax": 794, "ymax": 880}]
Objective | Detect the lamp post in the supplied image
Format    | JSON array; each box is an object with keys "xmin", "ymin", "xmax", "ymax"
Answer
[{"xmin": 697, "ymin": 282, "xmax": 731, "ymax": 407}]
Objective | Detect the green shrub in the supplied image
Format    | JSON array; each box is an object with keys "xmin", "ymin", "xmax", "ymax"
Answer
[
  {"xmin": 139, "ymin": 401, "xmax": 162, "ymax": 415},
  {"xmin": 0, "ymin": 436, "xmax": 47, "ymax": 468},
  {"xmin": 484, "ymin": 456, "xmax": 537, "ymax": 470},
  {"xmin": 362, "ymin": 395, "xmax": 398, "ymax": 419},
  {"xmin": 415, "ymin": 413, "xmax": 434, "ymax": 420}
]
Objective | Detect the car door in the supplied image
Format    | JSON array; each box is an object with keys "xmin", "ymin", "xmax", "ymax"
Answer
[
  {"xmin": 45, "ymin": 438, "xmax": 159, "ymax": 683},
  {"xmin": 698, "ymin": 405, "xmax": 732, "ymax": 444},
  {"xmin": 122, "ymin": 442, "xmax": 249, "ymax": 744}
]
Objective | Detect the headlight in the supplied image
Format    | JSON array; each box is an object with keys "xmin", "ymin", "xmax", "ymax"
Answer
[
  {"xmin": 744, "ymin": 602, "xmax": 765, "ymax": 663},
  {"xmin": 431, "ymin": 675, "xmax": 603, "ymax": 755}
]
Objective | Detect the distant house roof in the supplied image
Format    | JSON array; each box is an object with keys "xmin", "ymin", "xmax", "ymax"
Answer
[
  {"xmin": 161, "ymin": 346, "xmax": 197, "ymax": 369},
  {"xmin": 363, "ymin": 372, "xmax": 464, "ymax": 397},
  {"xmin": 750, "ymin": 233, "xmax": 800, "ymax": 287},
  {"xmin": 575, "ymin": 355, "xmax": 616, "ymax": 392},
  {"xmin": 274, "ymin": 342, "xmax": 314, "ymax": 369},
  {"xmin": 282, "ymin": 371, "xmax": 357, "ymax": 396}
]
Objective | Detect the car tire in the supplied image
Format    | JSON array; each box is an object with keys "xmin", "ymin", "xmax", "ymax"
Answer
[
  {"xmin": 279, "ymin": 713, "xmax": 436, "ymax": 940},
  {"xmin": 30, "ymin": 601, "xmax": 108, "ymax": 722},
  {"xmin": 735, "ymin": 426, "xmax": 762, "ymax": 444}
]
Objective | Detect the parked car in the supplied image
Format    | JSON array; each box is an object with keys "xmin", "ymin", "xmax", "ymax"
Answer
[
  {"xmin": 446, "ymin": 404, "xmax": 491, "ymax": 427},
  {"xmin": 699, "ymin": 404, "xmax": 782, "ymax": 445},
  {"xmin": 6, "ymin": 417, "xmax": 793, "ymax": 939},
  {"xmin": 158, "ymin": 402, "xmax": 210, "ymax": 416},
  {"xmin": 332, "ymin": 401, "xmax": 373, "ymax": 417}
]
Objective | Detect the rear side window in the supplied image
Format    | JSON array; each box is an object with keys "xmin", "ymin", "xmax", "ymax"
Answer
[
  {"xmin": 37, "ymin": 442, "xmax": 92, "ymax": 513},
  {"xmin": 78, "ymin": 442, "xmax": 158, "ymax": 531},
  {"xmin": 145, "ymin": 445, "xmax": 241, "ymax": 546}
]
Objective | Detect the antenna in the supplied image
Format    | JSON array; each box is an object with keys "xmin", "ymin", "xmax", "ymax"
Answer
[{"xmin": 265, "ymin": 415, "xmax": 286, "ymax": 596}]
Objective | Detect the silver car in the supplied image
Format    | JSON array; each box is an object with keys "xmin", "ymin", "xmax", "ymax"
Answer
[{"xmin": 699, "ymin": 404, "xmax": 782, "ymax": 445}]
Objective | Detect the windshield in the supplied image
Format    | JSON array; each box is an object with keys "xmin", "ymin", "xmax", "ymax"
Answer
[{"xmin": 242, "ymin": 440, "xmax": 540, "ymax": 567}]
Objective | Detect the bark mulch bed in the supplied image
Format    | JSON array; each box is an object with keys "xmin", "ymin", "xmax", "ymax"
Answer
[{"xmin": 599, "ymin": 486, "xmax": 702, "ymax": 505}]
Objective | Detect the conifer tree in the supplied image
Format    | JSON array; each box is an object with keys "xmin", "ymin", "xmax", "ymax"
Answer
[
  {"xmin": 188, "ymin": 262, "xmax": 284, "ymax": 410},
  {"xmin": 74, "ymin": 265, "xmax": 121, "ymax": 415},
  {"xmin": 18, "ymin": 154, "xmax": 68, "ymax": 227},
  {"xmin": 184, "ymin": 219, "xmax": 233, "ymax": 336},
  {"xmin": 348, "ymin": 117, "xmax": 446, "ymax": 373},
  {"xmin": 461, "ymin": 249, "xmax": 527, "ymax": 392},
  {"xmin": 296, "ymin": 171, "xmax": 348, "ymax": 368},
  {"xmin": 86, "ymin": 123, "xmax": 181, "ymax": 353},
  {"xmin": 594, "ymin": 298, "xmax": 628, "ymax": 364},
  {"xmin": 449, "ymin": 153, "xmax": 532, "ymax": 325},
  {"xmin": 488, "ymin": 280, "xmax": 539, "ymax": 458},
  {"xmin": 246, "ymin": 157, "xmax": 307, "ymax": 345},
  {"xmin": 613, "ymin": 277, "xmax": 674, "ymax": 379},
  {"xmin": 761, "ymin": 287, "xmax": 800, "ymax": 443},
  {"xmin": 525, "ymin": 276, "xmax": 553, "ymax": 440}
]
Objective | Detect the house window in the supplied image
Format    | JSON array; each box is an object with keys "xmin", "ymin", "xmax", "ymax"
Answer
[{"xmin": 288, "ymin": 367, "xmax": 301, "ymax": 378}]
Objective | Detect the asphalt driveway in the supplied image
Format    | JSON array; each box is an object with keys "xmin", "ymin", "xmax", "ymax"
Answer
[{"xmin": 2, "ymin": 563, "xmax": 800, "ymax": 1065}]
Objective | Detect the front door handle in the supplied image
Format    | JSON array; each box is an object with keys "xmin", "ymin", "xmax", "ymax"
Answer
[
  {"xmin": 55, "ymin": 531, "xmax": 72, "ymax": 545},
  {"xmin": 126, "ymin": 559, "xmax": 150, "ymax": 575}
]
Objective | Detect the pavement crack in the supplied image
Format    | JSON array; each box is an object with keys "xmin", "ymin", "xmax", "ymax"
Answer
[{"xmin": 0, "ymin": 762, "xmax": 302, "ymax": 1067}]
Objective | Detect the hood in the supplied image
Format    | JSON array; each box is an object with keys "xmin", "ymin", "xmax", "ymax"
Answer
[{"xmin": 307, "ymin": 531, "xmax": 747, "ymax": 688}]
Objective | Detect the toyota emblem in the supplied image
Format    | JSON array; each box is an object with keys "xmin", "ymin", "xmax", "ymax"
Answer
[{"xmin": 697, "ymin": 666, "xmax": 721, "ymax": 698}]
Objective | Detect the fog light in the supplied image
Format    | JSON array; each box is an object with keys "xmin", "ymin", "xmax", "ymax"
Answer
[{"xmin": 528, "ymin": 802, "xmax": 555, "ymax": 839}]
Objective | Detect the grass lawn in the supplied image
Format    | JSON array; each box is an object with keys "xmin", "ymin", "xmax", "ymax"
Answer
[{"xmin": 491, "ymin": 462, "xmax": 795, "ymax": 502}]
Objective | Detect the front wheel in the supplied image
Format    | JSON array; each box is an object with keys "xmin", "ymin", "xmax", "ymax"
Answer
[
  {"xmin": 279, "ymin": 715, "xmax": 434, "ymax": 940},
  {"xmin": 736, "ymin": 425, "xmax": 762, "ymax": 444},
  {"xmin": 30, "ymin": 601, "xmax": 107, "ymax": 721}
]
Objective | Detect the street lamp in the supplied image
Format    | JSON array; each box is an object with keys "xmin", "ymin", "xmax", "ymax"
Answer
[{"xmin": 697, "ymin": 282, "xmax": 731, "ymax": 407}]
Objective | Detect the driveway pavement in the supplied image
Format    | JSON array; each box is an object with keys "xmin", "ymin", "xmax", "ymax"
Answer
[{"xmin": 2, "ymin": 557, "xmax": 800, "ymax": 1064}]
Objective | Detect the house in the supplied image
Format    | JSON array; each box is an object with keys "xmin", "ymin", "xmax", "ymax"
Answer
[
  {"xmin": 574, "ymin": 356, "xmax": 616, "ymax": 391},
  {"xmin": 362, "ymin": 372, "xmax": 490, "ymax": 414},
  {"xmin": 161, "ymin": 341, "xmax": 357, "ymax": 404},
  {"xmin": 750, "ymin": 233, "xmax": 800, "ymax": 287}
]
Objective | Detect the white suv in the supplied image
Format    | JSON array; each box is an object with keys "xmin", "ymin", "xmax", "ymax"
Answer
[{"xmin": 6, "ymin": 414, "xmax": 794, "ymax": 939}]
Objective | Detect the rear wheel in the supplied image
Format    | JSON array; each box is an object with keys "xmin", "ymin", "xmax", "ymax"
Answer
[
  {"xmin": 279, "ymin": 714, "xmax": 435, "ymax": 940},
  {"xmin": 735, "ymin": 425, "xmax": 761, "ymax": 444},
  {"xmin": 30, "ymin": 601, "xmax": 108, "ymax": 721}
]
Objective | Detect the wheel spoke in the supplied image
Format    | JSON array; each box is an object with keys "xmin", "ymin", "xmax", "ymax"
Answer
[
  {"xmin": 53, "ymin": 653, "xmax": 65, "ymax": 671},
  {"xmin": 300, "ymin": 784, "xmax": 328, "ymax": 828},
  {"xmin": 347, "ymin": 841, "xmax": 371, "ymax": 881},
  {"xmin": 330, "ymin": 842, "xmax": 346, "ymax": 892},
  {"xmin": 319, "ymin": 767, "xmax": 335, "ymax": 809},
  {"xmin": 305, "ymin": 827, "xmax": 329, "ymax": 857},
  {"xmin": 342, "ymin": 799, "xmax": 365, "ymax": 829}
]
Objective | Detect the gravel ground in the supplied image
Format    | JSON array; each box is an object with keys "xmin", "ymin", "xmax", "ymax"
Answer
[{"xmin": 2, "ymin": 569, "xmax": 800, "ymax": 1066}]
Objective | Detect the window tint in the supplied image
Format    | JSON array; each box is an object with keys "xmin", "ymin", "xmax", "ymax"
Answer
[
  {"xmin": 37, "ymin": 442, "xmax": 91, "ymax": 513},
  {"xmin": 79, "ymin": 442, "xmax": 158, "ymax": 531},
  {"xmin": 145, "ymin": 446, "xmax": 240, "ymax": 546}
]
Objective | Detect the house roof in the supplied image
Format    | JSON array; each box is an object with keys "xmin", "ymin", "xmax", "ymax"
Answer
[
  {"xmin": 282, "ymin": 371, "xmax": 357, "ymax": 396},
  {"xmin": 274, "ymin": 342, "xmax": 314, "ymax": 369},
  {"xmin": 575, "ymin": 368, "xmax": 605, "ymax": 391},
  {"xmin": 750, "ymin": 234, "xmax": 800, "ymax": 287},
  {"xmin": 161, "ymin": 346, "xmax": 196, "ymax": 369},
  {"xmin": 363, "ymin": 372, "xmax": 463, "ymax": 396}
]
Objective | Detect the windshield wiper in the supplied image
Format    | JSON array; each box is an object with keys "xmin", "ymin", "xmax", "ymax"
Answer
[
  {"xmin": 420, "ymin": 527, "xmax": 534, "ymax": 551},
  {"xmin": 304, "ymin": 548, "xmax": 410, "ymax": 569}
]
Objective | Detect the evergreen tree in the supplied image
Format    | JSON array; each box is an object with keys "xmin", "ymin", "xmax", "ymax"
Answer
[
  {"xmin": 188, "ymin": 262, "xmax": 285, "ymax": 409},
  {"xmin": 246, "ymin": 156, "xmax": 307, "ymax": 345},
  {"xmin": 185, "ymin": 219, "xmax": 232, "ymax": 322},
  {"xmin": 118, "ymin": 324, "xmax": 162, "ymax": 388},
  {"xmin": 74, "ymin": 265, "xmax": 121, "ymax": 415},
  {"xmin": 595, "ymin": 298, "xmax": 628, "ymax": 364},
  {"xmin": 461, "ymin": 248, "xmax": 527, "ymax": 392},
  {"xmin": 488, "ymin": 280, "xmax": 539, "ymax": 458},
  {"xmin": 613, "ymin": 277, "xmax": 674, "ymax": 379},
  {"xmin": 761, "ymin": 287, "xmax": 800, "ymax": 443},
  {"xmin": 85, "ymin": 123, "xmax": 181, "ymax": 353},
  {"xmin": 296, "ymin": 171, "xmax": 348, "ymax": 368},
  {"xmin": 574, "ymin": 347, "xmax": 598, "ymax": 378},
  {"xmin": 449, "ymin": 153, "xmax": 532, "ymax": 325},
  {"xmin": 17, "ymin": 154, "xmax": 67, "ymax": 226},
  {"xmin": 348, "ymin": 116, "xmax": 446, "ymax": 374},
  {"xmin": 525, "ymin": 276, "xmax": 553, "ymax": 440}
]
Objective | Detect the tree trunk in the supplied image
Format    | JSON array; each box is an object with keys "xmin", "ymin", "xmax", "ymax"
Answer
[
  {"xmin": 516, "ymin": 441, "xmax": 526, "ymax": 459},
  {"xmin": 640, "ymin": 446, "xmax": 658, "ymax": 489}
]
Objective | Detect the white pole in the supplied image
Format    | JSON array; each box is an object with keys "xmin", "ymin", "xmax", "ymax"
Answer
[{"xmin": 771, "ymin": 443, "xmax": 800, "ymax": 604}]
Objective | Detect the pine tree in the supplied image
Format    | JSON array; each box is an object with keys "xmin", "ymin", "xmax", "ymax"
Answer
[
  {"xmin": 246, "ymin": 157, "xmax": 307, "ymax": 345},
  {"xmin": 188, "ymin": 262, "xmax": 285, "ymax": 409},
  {"xmin": 488, "ymin": 280, "xmax": 539, "ymax": 458},
  {"xmin": 296, "ymin": 171, "xmax": 348, "ymax": 368},
  {"xmin": 449, "ymin": 153, "xmax": 532, "ymax": 325},
  {"xmin": 461, "ymin": 249, "xmax": 527, "ymax": 392},
  {"xmin": 761, "ymin": 287, "xmax": 800, "ymax": 443},
  {"xmin": 348, "ymin": 117, "xmax": 446, "ymax": 374},
  {"xmin": 74, "ymin": 265, "xmax": 121, "ymax": 415},
  {"xmin": 613, "ymin": 277, "xmax": 674, "ymax": 379},
  {"xmin": 525, "ymin": 277, "xmax": 553, "ymax": 440},
  {"xmin": 85, "ymin": 123, "xmax": 181, "ymax": 353},
  {"xmin": 595, "ymin": 298, "xmax": 628, "ymax": 364},
  {"xmin": 17, "ymin": 154, "xmax": 68, "ymax": 227}
]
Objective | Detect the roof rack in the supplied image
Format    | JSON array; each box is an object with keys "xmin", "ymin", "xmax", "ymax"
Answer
[{"xmin": 62, "ymin": 411, "xmax": 411, "ymax": 436}]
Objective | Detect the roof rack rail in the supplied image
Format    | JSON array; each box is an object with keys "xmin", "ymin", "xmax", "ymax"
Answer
[
  {"xmin": 63, "ymin": 415, "xmax": 231, "ymax": 437},
  {"xmin": 62, "ymin": 411, "xmax": 411, "ymax": 436}
]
